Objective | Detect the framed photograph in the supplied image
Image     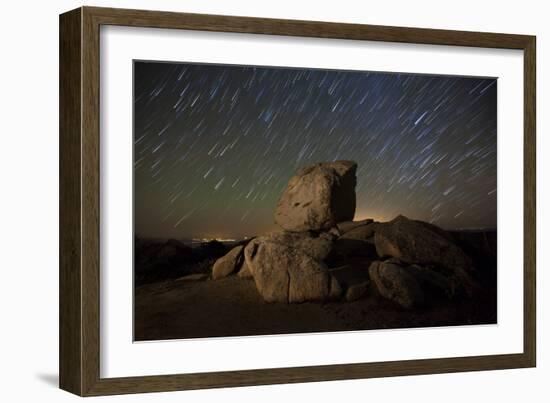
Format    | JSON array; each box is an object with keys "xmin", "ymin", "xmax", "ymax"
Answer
[{"xmin": 59, "ymin": 6, "xmax": 536, "ymax": 396}]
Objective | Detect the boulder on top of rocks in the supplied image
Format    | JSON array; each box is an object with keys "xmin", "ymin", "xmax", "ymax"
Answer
[
  {"xmin": 369, "ymin": 260, "xmax": 424, "ymax": 308},
  {"xmin": 212, "ymin": 245, "xmax": 245, "ymax": 280},
  {"xmin": 244, "ymin": 237, "xmax": 342, "ymax": 303},
  {"xmin": 275, "ymin": 161, "xmax": 357, "ymax": 232}
]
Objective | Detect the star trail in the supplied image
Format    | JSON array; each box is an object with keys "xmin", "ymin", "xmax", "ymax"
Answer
[{"xmin": 134, "ymin": 61, "xmax": 497, "ymax": 239}]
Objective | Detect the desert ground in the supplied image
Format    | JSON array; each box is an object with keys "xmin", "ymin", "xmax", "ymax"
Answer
[{"xmin": 135, "ymin": 271, "xmax": 496, "ymax": 341}]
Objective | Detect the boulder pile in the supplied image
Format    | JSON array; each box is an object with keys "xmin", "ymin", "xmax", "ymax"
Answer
[{"xmin": 211, "ymin": 161, "xmax": 479, "ymax": 307}]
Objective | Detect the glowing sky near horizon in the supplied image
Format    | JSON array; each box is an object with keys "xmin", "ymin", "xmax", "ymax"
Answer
[{"xmin": 134, "ymin": 61, "xmax": 497, "ymax": 239}]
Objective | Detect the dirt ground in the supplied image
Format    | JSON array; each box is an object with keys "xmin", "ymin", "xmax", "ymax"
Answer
[{"xmin": 134, "ymin": 275, "xmax": 496, "ymax": 341}]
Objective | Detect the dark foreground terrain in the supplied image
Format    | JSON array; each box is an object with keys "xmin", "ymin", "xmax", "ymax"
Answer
[
  {"xmin": 135, "ymin": 273, "xmax": 496, "ymax": 341},
  {"xmin": 134, "ymin": 229, "xmax": 496, "ymax": 341}
]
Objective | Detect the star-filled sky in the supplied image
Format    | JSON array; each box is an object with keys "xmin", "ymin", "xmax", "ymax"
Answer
[{"xmin": 134, "ymin": 61, "xmax": 497, "ymax": 240}]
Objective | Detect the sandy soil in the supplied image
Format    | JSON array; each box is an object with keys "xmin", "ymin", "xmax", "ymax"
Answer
[{"xmin": 134, "ymin": 275, "xmax": 496, "ymax": 341}]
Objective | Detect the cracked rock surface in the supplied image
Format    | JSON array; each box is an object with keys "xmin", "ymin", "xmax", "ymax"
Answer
[
  {"xmin": 275, "ymin": 160, "xmax": 357, "ymax": 232},
  {"xmin": 244, "ymin": 236, "xmax": 342, "ymax": 303}
]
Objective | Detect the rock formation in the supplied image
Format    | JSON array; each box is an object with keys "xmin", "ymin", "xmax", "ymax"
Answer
[
  {"xmin": 374, "ymin": 215, "xmax": 478, "ymax": 295},
  {"xmin": 211, "ymin": 160, "xmax": 482, "ymax": 307}
]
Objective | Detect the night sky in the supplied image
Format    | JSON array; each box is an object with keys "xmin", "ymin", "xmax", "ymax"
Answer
[{"xmin": 134, "ymin": 61, "xmax": 497, "ymax": 240}]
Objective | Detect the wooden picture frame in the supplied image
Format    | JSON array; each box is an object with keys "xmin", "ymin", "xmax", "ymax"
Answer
[{"xmin": 59, "ymin": 6, "xmax": 536, "ymax": 396}]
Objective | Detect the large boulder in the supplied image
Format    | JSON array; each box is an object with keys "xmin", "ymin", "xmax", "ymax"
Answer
[
  {"xmin": 275, "ymin": 161, "xmax": 357, "ymax": 231},
  {"xmin": 369, "ymin": 260, "xmax": 424, "ymax": 308},
  {"xmin": 244, "ymin": 237, "xmax": 342, "ymax": 303},
  {"xmin": 374, "ymin": 215, "xmax": 477, "ymax": 294},
  {"xmin": 211, "ymin": 245, "xmax": 245, "ymax": 280},
  {"xmin": 372, "ymin": 217, "xmax": 460, "ymax": 266}
]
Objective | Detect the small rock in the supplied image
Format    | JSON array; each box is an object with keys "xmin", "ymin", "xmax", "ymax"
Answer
[
  {"xmin": 328, "ymin": 227, "xmax": 341, "ymax": 237},
  {"xmin": 369, "ymin": 260, "xmax": 424, "ymax": 308},
  {"xmin": 337, "ymin": 219, "xmax": 374, "ymax": 234},
  {"xmin": 212, "ymin": 245, "xmax": 244, "ymax": 280},
  {"xmin": 339, "ymin": 222, "xmax": 380, "ymax": 242}
]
